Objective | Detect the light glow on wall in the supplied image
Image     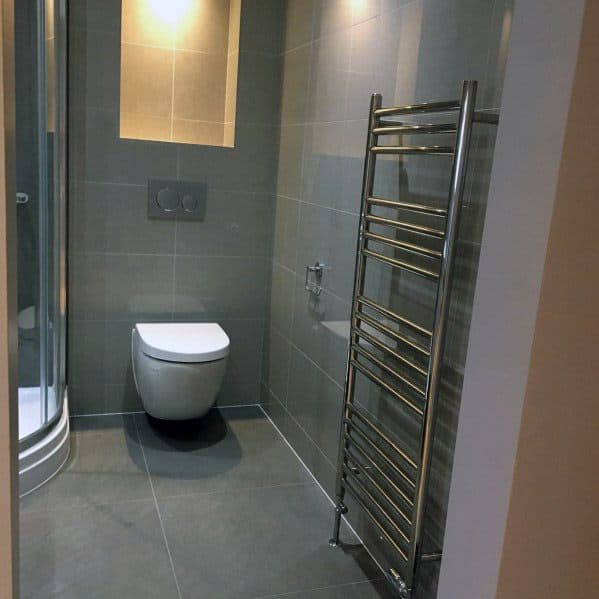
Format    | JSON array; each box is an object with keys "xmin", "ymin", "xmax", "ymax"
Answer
[{"xmin": 148, "ymin": 0, "xmax": 193, "ymax": 26}]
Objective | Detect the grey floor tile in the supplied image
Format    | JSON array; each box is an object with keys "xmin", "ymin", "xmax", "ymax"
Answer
[
  {"xmin": 135, "ymin": 406, "xmax": 313, "ymax": 499},
  {"xmin": 20, "ymin": 415, "xmax": 152, "ymax": 512},
  {"xmin": 19, "ymin": 500, "xmax": 179, "ymax": 599},
  {"xmin": 264, "ymin": 578, "xmax": 396, "ymax": 598},
  {"xmin": 159, "ymin": 483, "xmax": 380, "ymax": 599}
]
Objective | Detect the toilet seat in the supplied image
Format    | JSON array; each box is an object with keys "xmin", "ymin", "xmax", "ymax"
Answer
[{"xmin": 135, "ymin": 323, "xmax": 230, "ymax": 363}]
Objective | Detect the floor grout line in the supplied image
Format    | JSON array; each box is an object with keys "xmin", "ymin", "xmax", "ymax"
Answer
[
  {"xmin": 132, "ymin": 414, "xmax": 183, "ymax": 599},
  {"xmin": 251, "ymin": 576, "xmax": 388, "ymax": 599},
  {"xmin": 259, "ymin": 403, "xmax": 390, "ymax": 587}
]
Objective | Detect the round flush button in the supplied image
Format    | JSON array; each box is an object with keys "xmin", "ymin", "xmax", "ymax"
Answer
[
  {"xmin": 182, "ymin": 194, "xmax": 198, "ymax": 213},
  {"xmin": 156, "ymin": 187, "xmax": 180, "ymax": 212}
]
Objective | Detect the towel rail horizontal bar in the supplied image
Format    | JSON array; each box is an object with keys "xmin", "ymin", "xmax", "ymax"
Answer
[
  {"xmin": 362, "ymin": 249, "xmax": 439, "ymax": 280},
  {"xmin": 367, "ymin": 196, "xmax": 447, "ymax": 216},
  {"xmin": 345, "ymin": 434, "xmax": 414, "ymax": 507},
  {"xmin": 357, "ymin": 295, "xmax": 432, "ymax": 340},
  {"xmin": 365, "ymin": 213, "xmax": 445, "ymax": 238},
  {"xmin": 343, "ymin": 422, "xmax": 416, "ymax": 490},
  {"xmin": 352, "ymin": 360, "xmax": 424, "ymax": 416},
  {"xmin": 353, "ymin": 343, "xmax": 426, "ymax": 397},
  {"xmin": 373, "ymin": 123, "xmax": 457, "ymax": 136},
  {"xmin": 364, "ymin": 231, "xmax": 442, "ymax": 260},
  {"xmin": 343, "ymin": 461, "xmax": 412, "ymax": 533},
  {"xmin": 343, "ymin": 479, "xmax": 409, "ymax": 563},
  {"xmin": 371, "ymin": 145, "xmax": 454, "ymax": 156},
  {"xmin": 352, "ymin": 326, "xmax": 428, "ymax": 377},
  {"xmin": 343, "ymin": 469, "xmax": 411, "ymax": 545},
  {"xmin": 347, "ymin": 403, "xmax": 419, "ymax": 471},
  {"xmin": 374, "ymin": 100, "xmax": 460, "ymax": 117},
  {"xmin": 421, "ymin": 552, "xmax": 443, "ymax": 563}
]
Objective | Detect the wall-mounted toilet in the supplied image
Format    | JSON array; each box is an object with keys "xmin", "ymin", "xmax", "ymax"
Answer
[{"xmin": 132, "ymin": 323, "xmax": 230, "ymax": 420}]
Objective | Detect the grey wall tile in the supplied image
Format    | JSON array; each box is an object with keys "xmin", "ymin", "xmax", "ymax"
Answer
[
  {"xmin": 240, "ymin": 0, "xmax": 285, "ymax": 54},
  {"xmin": 286, "ymin": 347, "xmax": 344, "ymax": 464},
  {"xmin": 294, "ymin": 202, "xmax": 358, "ymax": 301},
  {"xmin": 276, "ymin": 125, "xmax": 305, "ymax": 200},
  {"xmin": 283, "ymin": 0, "xmax": 315, "ymax": 51},
  {"xmin": 280, "ymin": 45, "xmax": 313, "ymax": 125},
  {"xmin": 218, "ymin": 319, "xmax": 266, "ymax": 406},
  {"xmin": 69, "ymin": 253, "xmax": 174, "ymax": 322},
  {"xmin": 236, "ymin": 51, "xmax": 282, "ymax": 125},
  {"xmin": 69, "ymin": 108, "xmax": 179, "ymax": 185},
  {"xmin": 173, "ymin": 256, "xmax": 269, "ymax": 320},
  {"xmin": 175, "ymin": 191, "xmax": 275, "ymax": 258},
  {"xmin": 268, "ymin": 262, "xmax": 296, "ymax": 336},
  {"xmin": 261, "ymin": 326, "xmax": 292, "ymax": 405},
  {"xmin": 290, "ymin": 275, "xmax": 351, "ymax": 387},
  {"xmin": 272, "ymin": 195, "xmax": 300, "ymax": 270},
  {"xmin": 69, "ymin": 181, "xmax": 176, "ymax": 255}
]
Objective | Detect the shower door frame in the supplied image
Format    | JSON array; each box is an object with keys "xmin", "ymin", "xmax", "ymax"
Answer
[{"xmin": 18, "ymin": 0, "xmax": 67, "ymax": 450}]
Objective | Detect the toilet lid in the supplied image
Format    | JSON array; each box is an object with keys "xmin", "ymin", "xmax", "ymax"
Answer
[{"xmin": 135, "ymin": 323, "xmax": 230, "ymax": 363}]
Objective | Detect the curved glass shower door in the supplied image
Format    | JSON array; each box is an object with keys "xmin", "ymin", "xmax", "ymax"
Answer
[{"xmin": 16, "ymin": 0, "xmax": 67, "ymax": 447}]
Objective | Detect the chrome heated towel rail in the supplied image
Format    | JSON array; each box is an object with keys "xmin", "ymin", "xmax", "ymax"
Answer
[{"xmin": 329, "ymin": 81, "xmax": 498, "ymax": 597}]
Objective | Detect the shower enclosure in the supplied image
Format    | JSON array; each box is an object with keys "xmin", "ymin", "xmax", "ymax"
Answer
[{"xmin": 16, "ymin": 0, "xmax": 68, "ymax": 494}]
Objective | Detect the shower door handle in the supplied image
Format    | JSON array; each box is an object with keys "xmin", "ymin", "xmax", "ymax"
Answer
[{"xmin": 16, "ymin": 192, "xmax": 29, "ymax": 204}]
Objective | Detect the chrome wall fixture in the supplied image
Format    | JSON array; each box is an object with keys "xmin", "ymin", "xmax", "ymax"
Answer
[
  {"xmin": 329, "ymin": 81, "xmax": 498, "ymax": 597},
  {"xmin": 305, "ymin": 262, "xmax": 325, "ymax": 296}
]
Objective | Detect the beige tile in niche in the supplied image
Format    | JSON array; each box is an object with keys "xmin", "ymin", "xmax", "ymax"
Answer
[
  {"xmin": 121, "ymin": 0, "xmax": 175, "ymax": 48},
  {"xmin": 121, "ymin": 43, "xmax": 173, "ymax": 118},
  {"xmin": 173, "ymin": 50, "xmax": 227, "ymax": 122},
  {"xmin": 172, "ymin": 120, "xmax": 224, "ymax": 146},
  {"xmin": 175, "ymin": 0, "xmax": 230, "ymax": 54},
  {"xmin": 120, "ymin": 112, "xmax": 172, "ymax": 142}
]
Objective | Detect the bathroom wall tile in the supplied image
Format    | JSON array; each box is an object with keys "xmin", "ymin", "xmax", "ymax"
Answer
[
  {"xmin": 120, "ymin": 44, "xmax": 173, "ymax": 118},
  {"xmin": 282, "ymin": 0, "xmax": 315, "ymax": 52},
  {"xmin": 69, "ymin": 28, "xmax": 120, "ymax": 111},
  {"xmin": 69, "ymin": 108, "xmax": 179, "ymax": 185},
  {"xmin": 279, "ymin": 406, "xmax": 339, "ymax": 499},
  {"xmin": 176, "ymin": 123, "xmax": 279, "ymax": 193},
  {"xmin": 120, "ymin": 113, "xmax": 172, "ymax": 143},
  {"xmin": 280, "ymin": 45, "xmax": 313, "ymax": 125},
  {"xmin": 121, "ymin": 0, "xmax": 174, "ymax": 48},
  {"xmin": 171, "ymin": 119, "xmax": 224, "ymax": 146},
  {"xmin": 286, "ymin": 346, "xmax": 344, "ymax": 465},
  {"xmin": 158, "ymin": 484, "xmax": 374, "ymax": 599},
  {"xmin": 69, "ymin": 253, "xmax": 174, "ymax": 321},
  {"xmin": 69, "ymin": 0, "xmax": 122, "ymax": 34},
  {"xmin": 312, "ymin": 0, "xmax": 354, "ymax": 39},
  {"xmin": 218, "ymin": 318, "xmax": 265, "ymax": 406},
  {"xmin": 261, "ymin": 325, "xmax": 292, "ymax": 405},
  {"xmin": 268, "ymin": 261, "xmax": 296, "ymax": 335},
  {"xmin": 173, "ymin": 51, "xmax": 227, "ymax": 123},
  {"xmin": 20, "ymin": 500, "xmax": 179, "ymax": 598},
  {"xmin": 68, "ymin": 382, "xmax": 143, "ymax": 416},
  {"xmin": 175, "ymin": 191, "xmax": 275, "ymax": 258},
  {"xmin": 69, "ymin": 181, "xmax": 176, "ymax": 255},
  {"xmin": 240, "ymin": 0, "xmax": 285, "ymax": 55},
  {"xmin": 306, "ymin": 28, "xmax": 351, "ymax": 124},
  {"xmin": 272, "ymin": 195, "xmax": 300, "ymax": 271},
  {"xmin": 172, "ymin": 255, "xmax": 269, "ymax": 320},
  {"xmin": 300, "ymin": 121, "xmax": 365, "ymax": 213},
  {"xmin": 236, "ymin": 51, "xmax": 282, "ymax": 126},
  {"xmin": 294, "ymin": 203, "xmax": 359, "ymax": 302},
  {"xmin": 290, "ymin": 276, "xmax": 351, "ymax": 387},
  {"xmin": 174, "ymin": 0, "xmax": 230, "ymax": 54},
  {"xmin": 276, "ymin": 125, "xmax": 305, "ymax": 200},
  {"xmin": 67, "ymin": 320, "xmax": 135, "ymax": 388}
]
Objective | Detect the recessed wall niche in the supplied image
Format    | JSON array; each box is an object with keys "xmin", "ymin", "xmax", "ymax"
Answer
[{"xmin": 120, "ymin": 0, "xmax": 241, "ymax": 147}]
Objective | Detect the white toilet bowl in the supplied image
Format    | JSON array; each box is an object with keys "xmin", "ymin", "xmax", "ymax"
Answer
[{"xmin": 132, "ymin": 322, "xmax": 230, "ymax": 420}]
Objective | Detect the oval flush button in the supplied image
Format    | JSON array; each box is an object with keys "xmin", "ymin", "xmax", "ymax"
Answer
[
  {"xmin": 182, "ymin": 194, "xmax": 198, "ymax": 213},
  {"xmin": 156, "ymin": 187, "xmax": 180, "ymax": 212}
]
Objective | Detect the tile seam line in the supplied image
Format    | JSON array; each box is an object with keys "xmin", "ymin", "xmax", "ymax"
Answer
[
  {"xmin": 132, "ymin": 414, "xmax": 183, "ymax": 599},
  {"xmin": 258, "ymin": 404, "xmax": 390, "ymax": 585},
  {"xmin": 250, "ymin": 576, "xmax": 388, "ymax": 599}
]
